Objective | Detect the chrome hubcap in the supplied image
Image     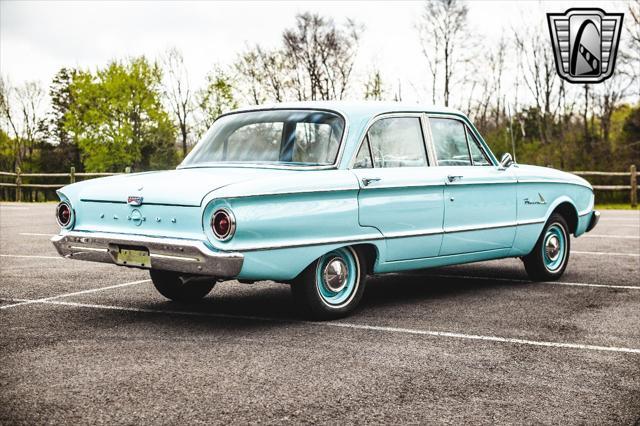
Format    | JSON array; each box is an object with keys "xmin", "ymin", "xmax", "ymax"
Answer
[
  {"xmin": 322, "ymin": 257, "xmax": 348, "ymax": 293},
  {"xmin": 545, "ymin": 235, "xmax": 560, "ymax": 261}
]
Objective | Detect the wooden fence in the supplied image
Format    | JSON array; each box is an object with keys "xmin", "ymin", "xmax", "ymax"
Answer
[
  {"xmin": 0, "ymin": 167, "xmax": 131, "ymax": 202},
  {"xmin": 571, "ymin": 164, "xmax": 637, "ymax": 207},
  {"xmin": 0, "ymin": 164, "xmax": 637, "ymax": 207}
]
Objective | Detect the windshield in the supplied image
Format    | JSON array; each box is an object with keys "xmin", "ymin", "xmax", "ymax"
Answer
[{"xmin": 181, "ymin": 109, "xmax": 345, "ymax": 167}]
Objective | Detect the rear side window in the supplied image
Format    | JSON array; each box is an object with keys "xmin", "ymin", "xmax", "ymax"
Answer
[
  {"xmin": 366, "ymin": 117, "xmax": 427, "ymax": 168},
  {"xmin": 353, "ymin": 137, "xmax": 373, "ymax": 169},
  {"xmin": 293, "ymin": 122, "xmax": 341, "ymax": 164},
  {"xmin": 429, "ymin": 118, "xmax": 471, "ymax": 166}
]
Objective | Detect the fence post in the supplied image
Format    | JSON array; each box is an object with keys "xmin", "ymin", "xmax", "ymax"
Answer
[
  {"xmin": 15, "ymin": 166, "xmax": 21, "ymax": 202},
  {"xmin": 125, "ymin": 166, "xmax": 131, "ymax": 174},
  {"xmin": 631, "ymin": 165, "xmax": 637, "ymax": 208},
  {"xmin": 70, "ymin": 166, "xmax": 76, "ymax": 184}
]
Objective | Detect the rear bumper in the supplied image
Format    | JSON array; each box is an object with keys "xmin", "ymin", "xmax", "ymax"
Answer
[
  {"xmin": 585, "ymin": 210, "xmax": 600, "ymax": 233},
  {"xmin": 51, "ymin": 231, "xmax": 243, "ymax": 277}
]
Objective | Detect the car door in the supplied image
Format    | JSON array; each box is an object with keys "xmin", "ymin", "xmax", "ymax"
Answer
[
  {"xmin": 350, "ymin": 114, "xmax": 445, "ymax": 262},
  {"xmin": 428, "ymin": 116, "xmax": 517, "ymax": 256}
]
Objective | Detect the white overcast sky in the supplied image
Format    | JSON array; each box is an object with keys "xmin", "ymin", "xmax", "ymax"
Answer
[{"xmin": 0, "ymin": 0, "xmax": 627, "ymax": 105}]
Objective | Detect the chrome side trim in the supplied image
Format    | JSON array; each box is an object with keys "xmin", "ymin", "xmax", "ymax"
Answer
[
  {"xmin": 355, "ymin": 183, "xmax": 442, "ymax": 190},
  {"xmin": 51, "ymin": 231, "xmax": 243, "ymax": 277},
  {"xmin": 384, "ymin": 228, "xmax": 443, "ymax": 239},
  {"xmin": 240, "ymin": 233, "xmax": 384, "ymax": 252},
  {"xmin": 517, "ymin": 179, "xmax": 592, "ymax": 189},
  {"xmin": 517, "ymin": 218, "xmax": 547, "ymax": 226},
  {"xmin": 445, "ymin": 180, "xmax": 516, "ymax": 186},
  {"xmin": 239, "ymin": 219, "xmax": 547, "ymax": 251},
  {"xmin": 222, "ymin": 186, "xmax": 356, "ymax": 200},
  {"xmin": 444, "ymin": 221, "xmax": 515, "ymax": 234}
]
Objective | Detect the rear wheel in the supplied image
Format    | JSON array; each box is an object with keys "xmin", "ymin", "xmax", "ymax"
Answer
[
  {"xmin": 150, "ymin": 269, "xmax": 216, "ymax": 302},
  {"xmin": 523, "ymin": 213, "xmax": 570, "ymax": 281},
  {"xmin": 291, "ymin": 247, "xmax": 365, "ymax": 320}
]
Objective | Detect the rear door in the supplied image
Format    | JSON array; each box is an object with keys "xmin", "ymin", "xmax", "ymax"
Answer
[
  {"xmin": 351, "ymin": 114, "xmax": 445, "ymax": 262},
  {"xmin": 428, "ymin": 116, "xmax": 517, "ymax": 256}
]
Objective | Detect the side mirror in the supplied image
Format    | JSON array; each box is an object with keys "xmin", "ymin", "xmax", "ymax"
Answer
[{"xmin": 499, "ymin": 153, "xmax": 514, "ymax": 170}]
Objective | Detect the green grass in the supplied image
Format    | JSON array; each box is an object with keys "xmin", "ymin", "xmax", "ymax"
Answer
[{"xmin": 595, "ymin": 203, "xmax": 639, "ymax": 210}]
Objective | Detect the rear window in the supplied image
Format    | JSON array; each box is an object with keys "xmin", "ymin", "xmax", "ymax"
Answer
[{"xmin": 182, "ymin": 110, "xmax": 345, "ymax": 167}]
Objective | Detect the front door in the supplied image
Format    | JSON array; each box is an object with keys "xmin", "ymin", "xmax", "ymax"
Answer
[
  {"xmin": 428, "ymin": 116, "xmax": 517, "ymax": 256},
  {"xmin": 351, "ymin": 115, "xmax": 445, "ymax": 262}
]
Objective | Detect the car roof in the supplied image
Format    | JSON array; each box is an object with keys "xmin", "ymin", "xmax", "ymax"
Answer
[{"xmin": 229, "ymin": 101, "xmax": 465, "ymax": 119}]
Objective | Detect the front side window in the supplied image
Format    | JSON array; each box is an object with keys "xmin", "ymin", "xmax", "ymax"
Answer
[
  {"xmin": 366, "ymin": 117, "xmax": 427, "ymax": 168},
  {"xmin": 429, "ymin": 117, "xmax": 471, "ymax": 166},
  {"xmin": 181, "ymin": 110, "xmax": 344, "ymax": 167},
  {"xmin": 467, "ymin": 129, "xmax": 491, "ymax": 166}
]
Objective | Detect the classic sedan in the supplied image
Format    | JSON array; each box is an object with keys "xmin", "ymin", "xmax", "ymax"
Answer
[{"xmin": 52, "ymin": 102, "xmax": 600, "ymax": 319}]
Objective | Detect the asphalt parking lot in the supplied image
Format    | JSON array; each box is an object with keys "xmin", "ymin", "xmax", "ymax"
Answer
[{"xmin": 1, "ymin": 202, "xmax": 639, "ymax": 424}]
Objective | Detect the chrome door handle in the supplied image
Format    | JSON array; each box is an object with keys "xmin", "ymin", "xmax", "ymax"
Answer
[
  {"xmin": 447, "ymin": 175, "xmax": 463, "ymax": 183},
  {"xmin": 361, "ymin": 177, "xmax": 381, "ymax": 186}
]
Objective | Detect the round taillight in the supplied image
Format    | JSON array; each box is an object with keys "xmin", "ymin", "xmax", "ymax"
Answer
[
  {"xmin": 211, "ymin": 209, "xmax": 235, "ymax": 241},
  {"xmin": 56, "ymin": 202, "xmax": 72, "ymax": 227}
]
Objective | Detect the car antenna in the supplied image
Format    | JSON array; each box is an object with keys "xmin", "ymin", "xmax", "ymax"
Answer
[{"xmin": 507, "ymin": 103, "xmax": 517, "ymax": 163}]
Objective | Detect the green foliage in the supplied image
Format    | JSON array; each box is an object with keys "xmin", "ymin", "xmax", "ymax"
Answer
[
  {"xmin": 64, "ymin": 57, "xmax": 177, "ymax": 172},
  {"xmin": 0, "ymin": 128, "xmax": 13, "ymax": 170},
  {"xmin": 196, "ymin": 67, "xmax": 238, "ymax": 138},
  {"xmin": 480, "ymin": 104, "xmax": 640, "ymax": 173}
]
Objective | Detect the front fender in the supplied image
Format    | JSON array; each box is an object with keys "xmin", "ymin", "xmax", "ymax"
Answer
[{"xmin": 511, "ymin": 181, "xmax": 594, "ymax": 256}]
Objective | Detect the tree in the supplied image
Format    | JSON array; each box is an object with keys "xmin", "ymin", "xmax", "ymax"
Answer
[
  {"xmin": 417, "ymin": 0, "xmax": 469, "ymax": 107},
  {"xmin": 234, "ymin": 46, "xmax": 290, "ymax": 104},
  {"xmin": 0, "ymin": 77, "xmax": 47, "ymax": 170},
  {"xmin": 47, "ymin": 68, "xmax": 80, "ymax": 170},
  {"xmin": 233, "ymin": 13, "xmax": 363, "ymax": 104},
  {"xmin": 513, "ymin": 25, "xmax": 559, "ymax": 145},
  {"xmin": 162, "ymin": 48, "xmax": 193, "ymax": 157},
  {"xmin": 234, "ymin": 48, "xmax": 268, "ymax": 105},
  {"xmin": 363, "ymin": 69, "xmax": 385, "ymax": 101},
  {"xmin": 65, "ymin": 57, "xmax": 177, "ymax": 172},
  {"xmin": 282, "ymin": 13, "xmax": 363, "ymax": 101},
  {"xmin": 624, "ymin": 0, "xmax": 640, "ymax": 97},
  {"xmin": 195, "ymin": 66, "xmax": 238, "ymax": 138}
]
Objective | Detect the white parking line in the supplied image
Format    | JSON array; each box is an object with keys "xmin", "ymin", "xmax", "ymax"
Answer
[
  {"xmin": 19, "ymin": 232, "xmax": 56, "ymax": 237},
  {"xmin": 427, "ymin": 274, "xmax": 640, "ymax": 290},
  {"xmin": 581, "ymin": 234, "xmax": 640, "ymax": 239},
  {"xmin": 0, "ymin": 254, "xmax": 61, "ymax": 260},
  {"xmin": 2, "ymin": 297, "xmax": 638, "ymax": 355},
  {"xmin": 0, "ymin": 279, "xmax": 150, "ymax": 310},
  {"xmin": 573, "ymin": 250, "xmax": 639, "ymax": 257},
  {"xmin": 0, "ymin": 206, "xmax": 28, "ymax": 210}
]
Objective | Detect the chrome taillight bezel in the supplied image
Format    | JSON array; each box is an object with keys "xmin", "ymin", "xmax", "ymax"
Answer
[
  {"xmin": 211, "ymin": 208, "xmax": 236, "ymax": 241},
  {"xmin": 56, "ymin": 201, "xmax": 72, "ymax": 228}
]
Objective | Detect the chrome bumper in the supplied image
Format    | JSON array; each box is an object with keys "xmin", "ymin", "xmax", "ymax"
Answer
[
  {"xmin": 51, "ymin": 231, "xmax": 243, "ymax": 277},
  {"xmin": 586, "ymin": 210, "xmax": 600, "ymax": 233}
]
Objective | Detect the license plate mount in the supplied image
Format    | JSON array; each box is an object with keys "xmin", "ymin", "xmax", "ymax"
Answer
[{"xmin": 112, "ymin": 245, "xmax": 151, "ymax": 268}]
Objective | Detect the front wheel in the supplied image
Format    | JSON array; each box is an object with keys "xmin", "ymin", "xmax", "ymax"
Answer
[
  {"xmin": 291, "ymin": 247, "xmax": 365, "ymax": 320},
  {"xmin": 523, "ymin": 213, "xmax": 570, "ymax": 281},
  {"xmin": 150, "ymin": 269, "xmax": 216, "ymax": 302}
]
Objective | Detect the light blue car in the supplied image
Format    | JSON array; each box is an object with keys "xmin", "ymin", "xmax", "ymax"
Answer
[{"xmin": 52, "ymin": 102, "xmax": 600, "ymax": 319}]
